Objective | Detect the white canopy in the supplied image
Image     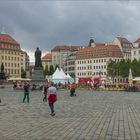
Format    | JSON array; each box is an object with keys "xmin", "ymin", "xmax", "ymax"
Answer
[
  {"xmin": 51, "ymin": 68, "xmax": 66, "ymax": 84},
  {"xmin": 59, "ymin": 68, "xmax": 67, "ymax": 78},
  {"xmin": 133, "ymin": 77, "xmax": 140, "ymax": 81},
  {"xmin": 52, "ymin": 68, "xmax": 62, "ymax": 79},
  {"xmin": 46, "ymin": 68, "xmax": 74, "ymax": 84},
  {"xmin": 65, "ymin": 73, "xmax": 74, "ymax": 83},
  {"xmin": 8, "ymin": 77, "xmax": 32, "ymax": 81},
  {"xmin": 66, "ymin": 73, "xmax": 72, "ymax": 79}
]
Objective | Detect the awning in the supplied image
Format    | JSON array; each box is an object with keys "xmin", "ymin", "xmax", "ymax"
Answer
[{"xmin": 8, "ymin": 77, "xmax": 32, "ymax": 81}]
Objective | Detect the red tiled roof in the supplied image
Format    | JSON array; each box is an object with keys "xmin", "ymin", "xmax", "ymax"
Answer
[
  {"xmin": 51, "ymin": 45, "xmax": 82, "ymax": 52},
  {"xmin": 76, "ymin": 44, "xmax": 123, "ymax": 60},
  {"xmin": 0, "ymin": 33, "xmax": 21, "ymax": 50},
  {"xmin": 0, "ymin": 34, "xmax": 19, "ymax": 45},
  {"xmin": 42, "ymin": 53, "xmax": 52, "ymax": 60},
  {"xmin": 134, "ymin": 37, "xmax": 140, "ymax": 43}
]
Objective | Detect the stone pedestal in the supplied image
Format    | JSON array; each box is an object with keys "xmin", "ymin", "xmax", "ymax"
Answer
[
  {"xmin": 32, "ymin": 67, "xmax": 45, "ymax": 82},
  {"xmin": 0, "ymin": 72, "xmax": 6, "ymax": 80},
  {"xmin": 0, "ymin": 72, "xmax": 6, "ymax": 85}
]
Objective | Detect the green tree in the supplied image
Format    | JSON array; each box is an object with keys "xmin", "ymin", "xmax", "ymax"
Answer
[
  {"xmin": 107, "ymin": 59, "xmax": 118, "ymax": 82},
  {"xmin": 107, "ymin": 58, "xmax": 140, "ymax": 81},
  {"xmin": 119, "ymin": 59, "xmax": 129, "ymax": 77},
  {"xmin": 49, "ymin": 65, "xmax": 55, "ymax": 75},
  {"xmin": 107, "ymin": 59, "xmax": 116, "ymax": 77},
  {"xmin": 21, "ymin": 67, "xmax": 26, "ymax": 78},
  {"xmin": 43, "ymin": 65, "xmax": 49, "ymax": 76},
  {"xmin": 131, "ymin": 59, "xmax": 140, "ymax": 77}
]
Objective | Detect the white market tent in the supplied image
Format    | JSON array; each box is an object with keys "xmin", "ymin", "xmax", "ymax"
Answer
[
  {"xmin": 133, "ymin": 77, "xmax": 140, "ymax": 81},
  {"xmin": 50, "ymin": 68, "xmax": 73, "ymax": 84},
  {"xmin": 52, "ymin": 68, "xmax": 60, "ymax": 79},
  {"xmin": 51, "ymin": 68, "xmax": 66, "ymax": 84},
  {"xmin": 65, "ymin": 73, "xmax": 74, "ymax": 83},
  {"xmin": 59, "ymin": 68, "xmax": 67, "ymax": 78}
]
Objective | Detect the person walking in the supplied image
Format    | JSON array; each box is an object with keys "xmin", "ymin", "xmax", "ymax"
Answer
[
  {"xmin": 23, "ymin": 82, "xmax": 30, "ymax": 103},
  {"xmin": 13, "ymin": 82, "xmax": 17, "ymax": 90},
  {"xmin": 70, "ymin": 82, "xmax": 77, "ymax": 96},
  {"xmin": 43, "ymin": 84, "xmax": 49, "ymax": 102},
  {"xmin": 47, "ymin": 82, "xmax": 57, "ymax": 116}
]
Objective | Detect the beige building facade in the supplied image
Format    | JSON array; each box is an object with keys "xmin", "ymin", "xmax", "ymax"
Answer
[
  {"xmin": 51, "ymin": 45, "xmax": 81, "ymax": 71},
  {"xmin": 0, "ymin": 32, "xmax": 24, "ymax": 77},
  {"xmin": 131, "ymin": 38, "xmax": 140, "ymax": 61},
  {"xmin": 76, "ymin": 43, "xmax": 123, "ymax": 83}
]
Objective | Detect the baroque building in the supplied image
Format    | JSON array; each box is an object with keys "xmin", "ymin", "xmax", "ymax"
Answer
[
  {"xmin": 75, "ymin": 38, "xmax": 123, "ymax": 83},
  {"xmin": 0, "ymin": 32, "xmax": 29, "ymax": 78}
]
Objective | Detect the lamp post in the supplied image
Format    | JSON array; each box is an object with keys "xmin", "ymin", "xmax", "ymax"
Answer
[
  {"xmin": 99, "ymin": 70, "xmax": 102, "ymax": 85},
  {"xmin": 91, "ymin": 73, "xmax": 94, "ymax": 85}
]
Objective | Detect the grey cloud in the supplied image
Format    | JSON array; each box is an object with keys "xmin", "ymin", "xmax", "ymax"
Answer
[{"xmin": 0, "ymin": 1, "xmax": 140, "ymax": 53}]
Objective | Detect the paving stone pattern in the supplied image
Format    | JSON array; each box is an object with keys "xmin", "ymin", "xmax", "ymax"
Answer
[{"xmin": 0, "ymin": 86, "xmax": 140, "ymax": 140}]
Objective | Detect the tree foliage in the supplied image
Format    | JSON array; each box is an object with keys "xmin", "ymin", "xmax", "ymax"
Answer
[
  {"xmin": 43, "ymin": 65, "xmax": 49, "ymax": 76},
  {"xmin": 49, "ymin": 65, "xmax": 55, "ymax": 75},
  {"xmin": 43, "ymin": 65, "xmax": 55, "ymax": 76},
  {"xmin": 107, "ymin": 59, "xmax": 140, "ymax": 78}
]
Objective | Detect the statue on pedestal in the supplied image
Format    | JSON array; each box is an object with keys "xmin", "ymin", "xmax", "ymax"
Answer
[
  {"xmin": 32, "ymin": 48, "xmax": 45, "ymax": 81},
  {"xmin": 35, "ymin": 47, "xmax": 42, "ymax": 67}
]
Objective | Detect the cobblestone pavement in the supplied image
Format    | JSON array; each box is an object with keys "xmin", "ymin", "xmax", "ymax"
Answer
[{"xmin": 1, "ymin": 86, "xmax": 140, "ymax": 140}]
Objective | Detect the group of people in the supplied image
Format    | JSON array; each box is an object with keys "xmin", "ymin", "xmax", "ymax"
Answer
[
  {"xmin": 23, "ymin": 81, "xmax": 57, "ymax": 116},
  {"xmin": 22, "ymin": 81, "xmax": 77, "ymax": 116}
]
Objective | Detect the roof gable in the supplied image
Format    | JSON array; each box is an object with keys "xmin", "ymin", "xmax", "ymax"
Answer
[{"xmin": 134, "ymin": 37, "xmax": 140, "ymax": 43}]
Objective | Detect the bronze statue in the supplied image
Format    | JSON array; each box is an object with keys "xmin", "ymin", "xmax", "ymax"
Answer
[
  {"xmin": 35, "ymin": 47, "xmax": 42, "ymax": 67},
  {"xmin": 1, "ymin": 63, "xmax": 4, "ymax": 73}
]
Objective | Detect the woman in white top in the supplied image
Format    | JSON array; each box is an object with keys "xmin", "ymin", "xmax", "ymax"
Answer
[{"xmin": 47, "ymin": 82, "xmax": 57, "ymax": 116}]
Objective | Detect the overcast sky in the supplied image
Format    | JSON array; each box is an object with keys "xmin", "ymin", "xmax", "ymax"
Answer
[{"xmin": 0, "ymin": 1, "xmax": 140, "ymax": 62}]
